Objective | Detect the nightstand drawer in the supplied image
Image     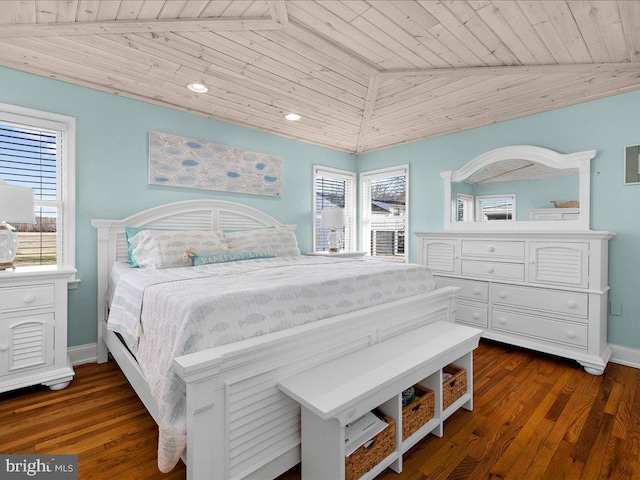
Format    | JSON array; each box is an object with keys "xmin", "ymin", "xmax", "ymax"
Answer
[{"xmin": 0, "ymin": 284, "xmax": 55, "ymax": 313}]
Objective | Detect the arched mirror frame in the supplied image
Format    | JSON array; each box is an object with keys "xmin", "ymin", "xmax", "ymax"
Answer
[{"xmin": 441, "ymin": 145, "xmax": 594, "ymax": 231}]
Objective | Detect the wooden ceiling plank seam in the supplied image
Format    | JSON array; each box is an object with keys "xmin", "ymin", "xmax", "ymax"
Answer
[
  {"xmin": 0, "ymin": 36, "xmax": 162, "ymax": 86},
  {"xmin": 286, "ymin": 1, "xmax": 409, "ymax": 69},
  {"xmin": 365, "ymin": 1, "xmax": 454, "ymax": 69},
  {"xmin": 442, "ymin": 0, "xmax": 520, "ymax": 66},
  {"xmin": 315, "ymin": 1, "xmax": 362, "ymax": 23},
  {"xmin": 415, "ymin": 1, "xmax": 502, "ymax": 66},
  {"xmin": 243, "ymin": 1, "xmax": 271, "ymax": 18},
  {"xmin": 0, "ymin": 0, "xmax": 36, "ymax": 24},
  {"xmin": 195, "ymin": 30, "xmax": 366, "ymax": 109},
  {"xmin": 470, "ymin": 0, "xmax": 554, "ymax": 65},
  {"xmin": 120, "ymin": 32, "xmax": 212, "ymax": 72},
  {"xmin": 0, "ymin": 17, "xmax": 283, "ymax": 38},
  {"xmin": 220, "ymin": 1, "xmax": 260, "ymax": 18},
  {"xmin": 96, "ymin": 0, "xmax": 122, "ymax": 22},
  {"xmin": 135, "ymin": 0, "xmax": 164, "ymax": 20},
  {"xmin": 567, "ymin": 0, "xmax": 616, "ymax": 63},
  {"xmin": 277, "ymin": 21, "xmax": 378, "ymax": 80},
  {"xmin": 618, "ymin": 1, "xmax": 640, "ymax": 63},
  {"xmin": 534, "ymin": 1, "xmax": 593, "ymax": 63},
  {"xmin": 199, "ymin": 1, "xmax": 233, "ymax": 18},
  {"xmin": 76, "ymin": 1, "xmax": 100, "ymax": 22},
  {"xmin": 258, "ymin": 28, "xmax": 371, "ymax": 87},
  {"xmin": 355, "ymin": 74, "xmax": 380, "ymax": 154},
  {"xmin": 580, "ymin": 0, "xmax": 628, "ymax": 62},
  {"xmin": 340, "ymin": 0, "xmax": 371, "ymax": 18},
  {"xmin": 115, "ymin": 0, "xmax": 145, "ymax": 21},
  {"xmin": 220, "ymin": 29, "xmax": 368, "ymax": 100},
  {"xmin": 267, "ymin": 1, "xmax": 288, "ymax": 26},
  {"xmin": 175, "ymin": 1, "xmax": 210, "ymax": 19},
  {"xmin": 516, "ymin": 0, "xmax": 578, "ymax": 65},
  {"xmin": 376, "ymin": 76, "xmax": 457, "ymax": 108},
  {"xmin": 356, "ymin": 6, "xmax": 450, "ymax": 69},
  {"xmin": 35, "ymin": 0, "xmax": 78, "ymax": 23}
]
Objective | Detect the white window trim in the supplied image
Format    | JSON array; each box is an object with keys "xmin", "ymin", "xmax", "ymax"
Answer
[
  {"xmin": 456, "ymin": 193, "xmax": 474, "ymax": 222},
  {"xmin": 475, "ymin": 194, "xmax": 516, "ymax": 222},
  {"xmin": 313, "ymin": 165, "xmax": 356, "ymax": 252},
  {"xmin": 360, "ymin": 164, "xmax": 409, "ymax": 263},
  {"xmin": 0, "ymin": 102, "xmax": 77, "ymax": 285}
]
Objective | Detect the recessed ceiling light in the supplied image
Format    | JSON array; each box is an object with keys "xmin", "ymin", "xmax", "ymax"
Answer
[
  {"xmin": 285, "ymin": 113, "xmax": 301, "ymax": 121},
  {"xmin": 187, "ymin": 83, "xmax": 208, "ymax": 93}
]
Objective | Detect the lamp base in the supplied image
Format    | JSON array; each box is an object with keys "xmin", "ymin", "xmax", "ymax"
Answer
[
  {"xmin": 0, "ymin": 261, "xmax": 14, "ymax": 271},
  {"xmin": 0, "ymin": 224, "xmax": 19, "ymax": 268},
  {"xmin": 329, "ymin": 247, "xmax": 339, "ymax": 253}
]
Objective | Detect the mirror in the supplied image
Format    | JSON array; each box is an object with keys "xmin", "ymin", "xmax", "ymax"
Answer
[
  {"xmin": 441, "ymin": 146, "xmax": 593, "ymax": 231},
  {"xmin": 624, "ymin": 144, "xmax": 640, "ymax": 185}
]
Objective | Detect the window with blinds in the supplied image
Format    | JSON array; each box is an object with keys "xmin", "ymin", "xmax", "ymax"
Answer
[
  {"xmin": 361, "ymin": 166, "xmax": 408, "ymax": 262},
  {"xmin": 314, "ymin": 166, "xmax": 355, "ymax": 252},
  {"xmin": 0, "ymin": 103, "xmax": 74, "ymax": 270},
  {"xmin": 476, "ymin": 195, "xmax": 516, "ymax": 222}
]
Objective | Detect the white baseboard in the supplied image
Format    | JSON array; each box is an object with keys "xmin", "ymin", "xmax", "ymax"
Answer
[
  {"xmin": 68, "ymin": 343, "xmax": 97, "ymax": 366},
  {"xmin": 609, "ymin": 344, "xmax": 640, "ymax": 369}
]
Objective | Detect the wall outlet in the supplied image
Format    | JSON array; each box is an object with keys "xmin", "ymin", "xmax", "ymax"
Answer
[{"xmin": 610, "ymin": 301, "xmax": 622, "ymax": 316}]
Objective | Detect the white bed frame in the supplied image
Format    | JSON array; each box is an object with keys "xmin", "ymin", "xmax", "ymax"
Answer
[{"xmin": 92, "ymin": 200, "xmax": 459, "ymax": 480}]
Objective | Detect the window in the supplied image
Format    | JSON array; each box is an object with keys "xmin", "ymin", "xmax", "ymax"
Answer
[
  {"xmin": 456, "ymin": 194, "xmax": 474, "ymax": 222},
  {"xmin": 313, "ymin": 166, "xmax": 356, "ymax": 252},
  {"xmin": 476, "ymin": 195, "xmax": 515, "ymax": 222},
  {"xmin": 361, "ymin": 165, "xmax": 408, "ymax": 262},
  {"xmin": 0, "ymin": 103, "xmax": 75, "ymax": 269}
]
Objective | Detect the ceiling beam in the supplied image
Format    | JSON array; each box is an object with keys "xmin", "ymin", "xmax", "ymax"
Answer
[
  {"xmin": 0, "ymin": 17, "xmax": 284, "ymax": 38},
  {"xmin": 268, "ymin": 1, "xmax": 289, "ymax": 27},
  {"xmin": 356, "ymin": 75, "xmax": 381, "ymax": 154},
  {"xmin": 379, "ymin": 62, "xmax": 640, "ymax": 78}
]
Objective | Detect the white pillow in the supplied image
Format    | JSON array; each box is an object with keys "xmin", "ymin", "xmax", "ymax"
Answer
[
  {"xmin": 130, "ymin": 230, "xmax": 228, "ymax": 269},
  {"xmin": 224, "ymin": 227, "xmax": 300, "ymax": 257}
]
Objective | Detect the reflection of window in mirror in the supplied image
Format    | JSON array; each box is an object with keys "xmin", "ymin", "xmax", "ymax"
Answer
[
  {"xmin": 624, "ymin": 145, "xmax": 640, "ymax": 185},
  {"xmin": 456, "ymin": 194, "xmax": 474, "ymax": 222},
  {"xmin": 476, "ymin": 195, "xmax": 516, "ymax": 222}
]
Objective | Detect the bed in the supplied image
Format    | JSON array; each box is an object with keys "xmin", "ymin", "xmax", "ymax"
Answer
[{"xmin": 92, "ymin": 200, "xmax": 459, "ymax": 480}]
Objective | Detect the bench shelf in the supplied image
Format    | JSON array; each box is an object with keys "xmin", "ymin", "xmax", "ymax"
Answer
[{"xmin": 278, "ymin": 321, "xmax": 482, "ymax": 480}]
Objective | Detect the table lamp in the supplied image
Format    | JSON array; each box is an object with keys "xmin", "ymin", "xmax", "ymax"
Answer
[
  {"xmin": 0, "ymin": 179, "xmax": 36, "ymax": 270},
  {"xmin": 321, "ymin": 207, "xmax": 347, "ymax": 253}
]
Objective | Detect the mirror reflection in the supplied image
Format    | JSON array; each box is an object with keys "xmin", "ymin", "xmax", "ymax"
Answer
[{"xmin": 451, "ymin": 160, "xmax": 579, "ymax": 223}]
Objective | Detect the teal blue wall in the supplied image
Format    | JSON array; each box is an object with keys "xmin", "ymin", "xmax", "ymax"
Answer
[
  {"xmin": 359, "ymin": 90, "xmax": 640, "ymax": 349},
  {"xmin": 0, "ymin": 66, "xmax": 356, "ymax": 347}
]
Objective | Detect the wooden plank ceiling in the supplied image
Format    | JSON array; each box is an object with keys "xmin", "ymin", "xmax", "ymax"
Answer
[{"xmin": 0, "ymin": 1, "xmax": 639, "ymax": 154}]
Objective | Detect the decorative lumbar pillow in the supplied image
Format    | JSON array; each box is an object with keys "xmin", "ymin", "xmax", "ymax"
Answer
[
  {"xmin": 224, "ymin": 226, "xmax": 300, "ymax": 257},
  {"xmin": 193, "ymin": 250, "xmax": 277, "ymax": 266},
  {"xmin": 129, "ymin": 230, "xmax": 228, "ymax": 269}
]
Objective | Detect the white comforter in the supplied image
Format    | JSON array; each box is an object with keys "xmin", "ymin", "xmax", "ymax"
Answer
[{"xmin": 107, "ymin": 256, "xmax": 435, "ymax": 472}]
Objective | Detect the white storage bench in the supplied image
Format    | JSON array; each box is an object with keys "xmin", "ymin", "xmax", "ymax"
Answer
[{"xmin": 278, "ymin": 321, "xmax": 483, "ymax": 480}]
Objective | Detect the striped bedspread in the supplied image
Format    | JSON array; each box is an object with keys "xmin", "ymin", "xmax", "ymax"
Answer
[{"xmin": 107, "ymin": 255, "xmax": 435, "ymax": 472}]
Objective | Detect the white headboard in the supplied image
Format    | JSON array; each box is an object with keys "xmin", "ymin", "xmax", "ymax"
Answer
[{"xmin": 91, "ymin": 200, "xmax": 290, "ymax": 350}]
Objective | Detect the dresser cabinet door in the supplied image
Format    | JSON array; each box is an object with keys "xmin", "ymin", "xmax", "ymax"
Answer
[
  {"xmin": 528, "ymin": 242, "xmax": 589, "ymax": 288},
  {"xmin": 0, "ymin": 314, "xmax": 54, "ymax": 375},
  {"xmin": 420, "ymin": 239, "xmax": 460, "ymax": 275}
]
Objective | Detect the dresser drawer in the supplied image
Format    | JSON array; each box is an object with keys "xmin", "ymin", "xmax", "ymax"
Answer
[
  {"xmin": 490, "ymin": 284, "xmax": 588, "ymax": 319},
  {"xmin": 435, "ymin": 277, "xmax": 488, "ymax": 302},
  {"xmin": 461, "ymin": 260, "xmax": 525, "ymax": 282},
  {"xmin": 462, "ymin": 240, "xmax": 525, "ymax": 260},
  {"xmin": 456, "ymin": 302, "xmax": 488, "ymax": 327},
  {"xmin": 0, "ymin": 284, "xmax": 55, "ymax": 313},
  {"xmin": 492, "ymin": 309, "xmax": 588, "ymax": 349}
]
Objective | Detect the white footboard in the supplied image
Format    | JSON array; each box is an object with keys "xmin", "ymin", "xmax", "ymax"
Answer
[{"xmin": 173, "ymin": 286, "xmax": 458, "ymax": 480}]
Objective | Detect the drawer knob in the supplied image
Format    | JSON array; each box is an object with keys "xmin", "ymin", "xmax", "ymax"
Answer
[
  {"xmin": 498, "ymin": 317, "xmax": 507, "ymax": 325},
  {"xmin": 0, "ymin": 344, "xmax": 7, "ymax": 352},
  {"xmin": 487, "ymin": 246, "xmax": 495, "ymax": 252},
  {"xmin": 473, "ymin": 287, "xmax": 481, "ymax": 295},
  {"xmin": 566, "ymin": 300, "xmax": 577, "ymax": 309},
  {"xmin": 487, "ymin": 267, "xmax": 495, "ymax": 273},
  {"xmin": 23, "ymin": 294, "xmax": 36, "ymax": 304},
  {"xmin": 566, "ymin": 330, "xmax": 577, "ymax": 339},
  {"xmin": 473, "ymin": 313, "xmax": 480, "ymax": 319},
  {"xmin": 498, "ymin": 292, "xmax": 507, "ymax": 299}
]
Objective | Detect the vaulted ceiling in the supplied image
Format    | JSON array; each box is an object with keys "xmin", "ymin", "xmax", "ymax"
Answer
[{"xmin": 1, "ymin": 1, "xmax": 639, "ymax": 154}]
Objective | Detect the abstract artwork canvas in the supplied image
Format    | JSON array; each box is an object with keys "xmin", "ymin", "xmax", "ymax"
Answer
[{"xmin": 149, "ymin": 131, "xmax": 282, "ymax": 196}]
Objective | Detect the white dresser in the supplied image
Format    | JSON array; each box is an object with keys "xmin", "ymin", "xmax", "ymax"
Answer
[
  {"xmin": 415, "ymin": 231, "xmax": 614, "ymax": 375},
  {"xmin": 0, "ymin": 265, "xmax": 76, "ymax": 392}
]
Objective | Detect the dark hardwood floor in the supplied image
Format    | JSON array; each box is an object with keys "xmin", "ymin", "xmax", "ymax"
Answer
[{"xmin": 1, "ymin": 339, "xmax": 638, "ymax": 479}]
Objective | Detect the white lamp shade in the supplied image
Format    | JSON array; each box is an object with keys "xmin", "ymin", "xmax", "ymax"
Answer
[
  {"xmin": 0, "ymin": 180, "xmax": 36, "ymax": 224},
  {"xmin": 321, "ymin": 208, "xmax": 347, "ymax": 228}
]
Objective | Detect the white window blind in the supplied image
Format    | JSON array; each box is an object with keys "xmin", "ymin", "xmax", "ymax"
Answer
[
  {"xmin": 314, "ymin": 166, "xmax": 355, "ymax": 252},
  {"xmin": 361, "ymin": 166, "xmax": 408, "ymax": 262},
  {"xmin": 0, "ymin": 103, "xmax": 75, "ymax": 270}
]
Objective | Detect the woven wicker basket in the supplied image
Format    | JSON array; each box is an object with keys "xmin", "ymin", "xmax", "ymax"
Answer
[
  {"xmin": 402, "ymin": 385, "xmax": 435, "ymax": 440},
  {"xmin": 442, "ymin": 364, "xmax": 467, "ymax": 410},
  {"xmin": 345, "ymin": 414, "xmax": 395, "ymax": 480}
]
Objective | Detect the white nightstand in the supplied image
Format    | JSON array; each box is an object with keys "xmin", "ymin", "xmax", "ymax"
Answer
[
  {"xmin": 0, "ymin": 265, "xmax": 76, "ymax": 393},
  {"xmin": 306, "ymin": 251, "xmax": 368, "ymax": 258}
]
